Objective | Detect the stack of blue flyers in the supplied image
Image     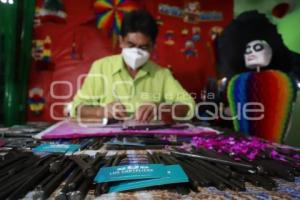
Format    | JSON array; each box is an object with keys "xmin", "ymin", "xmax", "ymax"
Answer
[
  {"xmin": 32, "ymin": 143, "xmax": 81, "ymax": 153},
  {"xmin": 94, "ymin": 164, "xmax": 189, "ymax": 192}
]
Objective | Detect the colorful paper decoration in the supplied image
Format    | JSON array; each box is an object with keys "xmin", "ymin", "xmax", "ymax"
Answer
[
  {"xmin": 34, "ymin": 0, "xmax": 67, "ymax": 26},
  {"xmin": 227, "ymin": 70, "xmax": 297, "ymax": 143},
  {"xmin": 28, "ymin": 88, "xmax": 46, "ymax": 115},
  {"xmin": 158, "ymin": 2, "xmax": 223, "ymax": 23},
  {"xmin": 94, "ymin": 0, "xmax": 139, "ymax": 35},
  {"xmin": 32, "ymin": 36, "xmax": 52, "ymax": 63},
  {"xmin": 32, "ymin": 36, "xmax": 55, "ymax": 70}
]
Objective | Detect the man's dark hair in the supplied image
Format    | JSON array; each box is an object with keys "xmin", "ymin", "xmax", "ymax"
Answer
[{"xmin": 121, "ymin": 10, "xmax": 158, "ymax": 44}]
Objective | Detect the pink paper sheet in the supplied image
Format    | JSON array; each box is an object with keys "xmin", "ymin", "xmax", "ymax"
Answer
[{"xmin": 36, "ymin": 120, "xmax": 219, "ymax": 139}]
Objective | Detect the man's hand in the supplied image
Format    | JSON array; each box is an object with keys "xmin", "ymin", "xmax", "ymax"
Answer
[
  {"xmin": 135, "ymin": 103, "xmax": 157, "ymax": 123},
  {"xmin": 135, "ymin": 102, "xmax": 190, "ymax": 123},
  {"xmin": 105, "ymin": 101, "xmax": 128, "ymax": 120}
]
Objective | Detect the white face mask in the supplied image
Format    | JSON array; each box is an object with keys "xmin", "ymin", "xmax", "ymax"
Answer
[
  {"xmin": 122, "ymin": 48, "xmax": 150, "ymax": 70},
  {"xmin": 244, "ymin": 40, "xmax": 272, "ymax": 69}
]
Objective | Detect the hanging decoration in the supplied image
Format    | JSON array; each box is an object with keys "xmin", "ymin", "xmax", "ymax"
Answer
[
  {"xmin": 164, "ymin": 30, "xmax": 175, "ymax": 46},
  {"xmin": 183, "ymin": 2, "xmax": 201, "ymax": 24},
  {"xmin": 71, "ymin": 40, "xmax": 78, "ymax": 60},
  {"xmin": 32, "ymin": 36, "xmax": 54, "ymax": 70},
  {"xmin": 70, "ymin": 31, "xmax": 83, "ymax": 60},
  {"xmin": 158, "ymin": 1, "xmax": 223, "ymax": 23},
  {"xmin": 181, "ymin": 28, "xmax": 189, "ymax": 36},
  {"xmin": 94, "ymin": 0, "xmax": 139, "ymax": 46},
  {"xmin": 272, "ymin": 2, "xmax": 291, "ymax": 18},
  {"xmin": 210, "ymin": 26, "xmax": 223, "ymax": 41},
  {"xmin": 34, "ymin": 0, "xmax": 67, "ymax": 27},
  {"xmin": 181, "ymin": 40, "xmax": 198, "ymax": 59},
  {"xmin": 156, "ymin": 16, "xmax": 164, "ymax": 26},
  {"xmin": 191, "ymin": 27, "xmax": 201, "ymax": 42},
  {"xmin": 28, "ymin": 88, "xmax": 46, "ymax": 115}
]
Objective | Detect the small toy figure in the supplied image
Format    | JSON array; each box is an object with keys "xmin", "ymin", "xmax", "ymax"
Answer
[
  {"xmin": 210, "ymin": 26, "xmax": 223, "ymax": 41},
  {"xmin": 182, "ymin": 40, "xmax": 198, "ymax": 59},
  {"xmin": 164, "ymin": 30, "xmax": 175, "ymax": 46},
  {"xmin": 192, "ymin": 27, "xmax": 201, "ymax": 42},
  {"xmin": 181, "ymin": 28, "xmax": 189, "ymax": 36},
  {"xmin": 183, "ymin": 2, "xmax": 200, "ymax": 24}
]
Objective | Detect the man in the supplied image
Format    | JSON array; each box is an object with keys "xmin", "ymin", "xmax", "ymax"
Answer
[{"xmin": 71, "ymin": 10, "xmax": 195, "ymax": 123}]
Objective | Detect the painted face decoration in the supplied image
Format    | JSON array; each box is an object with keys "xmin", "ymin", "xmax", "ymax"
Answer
[{"xmin": 244, "ymin": 40, "xmax": 272, "ymax": 69}]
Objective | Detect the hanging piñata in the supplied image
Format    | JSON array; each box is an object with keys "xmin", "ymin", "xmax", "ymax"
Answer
[
  {"xmin": 95, "ymin": 0, "xmax": 138, "ymax": 34},
  {"xmin": 94, "ymin": 0, "xmax": 139, "ymax": 45}
]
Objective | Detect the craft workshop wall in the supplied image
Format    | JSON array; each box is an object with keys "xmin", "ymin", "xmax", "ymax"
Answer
[{"xmin": 27, "ymin": 0, "xmax": 233, "ymax": 122}]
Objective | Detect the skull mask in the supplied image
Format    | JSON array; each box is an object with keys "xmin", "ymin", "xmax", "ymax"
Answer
[{"xmin": 244, "ymin": 40, "xmax": 272, "ymax": 69}]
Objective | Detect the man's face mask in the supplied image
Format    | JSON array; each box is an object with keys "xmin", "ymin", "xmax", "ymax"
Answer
[
  {"xmin": 122, "ymin": 47, "xmax": 150, "ymax": 70},
  {"xmin": 244, "ymin": 40, "xmax": 272, "ymax": 69}
]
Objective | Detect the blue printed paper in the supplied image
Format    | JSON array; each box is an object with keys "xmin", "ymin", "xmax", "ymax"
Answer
[
  {"xmin": 94, "ymin": 164, "xmax": 165, "ymax": 183},
  {"xmin": 108, "ymin": 165, "xmax": 189, "ymax": 192},
  {"xmin": 32, "ymin": 144, "xmax": 80, "ymax": 153}
]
